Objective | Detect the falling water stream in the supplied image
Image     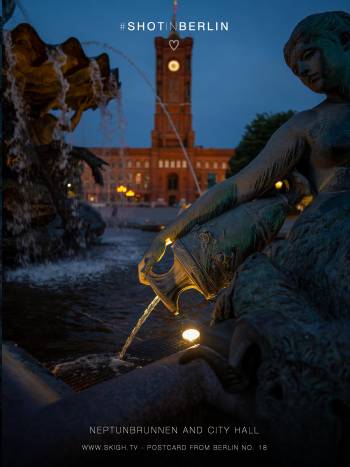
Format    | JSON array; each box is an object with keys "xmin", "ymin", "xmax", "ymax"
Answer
[
  {"xmin": 3, "ymin": 29, "xmax": 41, "ymax": 263},
  {"xmin": 118, "ymin": 295, "xmax": 161, "ymax": 359}
]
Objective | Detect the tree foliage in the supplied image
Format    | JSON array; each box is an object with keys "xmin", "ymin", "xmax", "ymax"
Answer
[{"xmin": 227, "ymin": 110, "xmax": 296, "ymax": 177}]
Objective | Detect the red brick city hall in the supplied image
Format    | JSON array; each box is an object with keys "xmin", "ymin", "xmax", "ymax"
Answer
[{"xmin": 82, "ymin": 31, "xmax": 234, "ymax": 206}]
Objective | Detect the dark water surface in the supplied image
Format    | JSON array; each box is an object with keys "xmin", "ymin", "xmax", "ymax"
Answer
[{"xmin": 3, "ymin": 228, "xmax": 212, "ymax": 388}]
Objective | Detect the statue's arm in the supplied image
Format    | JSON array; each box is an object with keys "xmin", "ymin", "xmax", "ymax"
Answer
[
  {"xmin": 139, "ymin": 115, "xmax": 308, "ymax": 283},
  {"xmin": 163, "ymin": 115, "xmax": 307, "ymax": 242}
]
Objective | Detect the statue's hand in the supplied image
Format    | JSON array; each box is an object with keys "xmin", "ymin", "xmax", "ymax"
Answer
[
  {"xmin": 138, "ymin": 233, "xmax": 167, "ymax": 285},
  {"xmin": 179, "ymin": 345, "xmax": 249, "ymax": 393}
]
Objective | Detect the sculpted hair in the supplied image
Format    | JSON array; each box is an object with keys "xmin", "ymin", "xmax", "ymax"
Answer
[{"xmin": 284, "ymin": 11, "xmax": 350, "ymax": 69}]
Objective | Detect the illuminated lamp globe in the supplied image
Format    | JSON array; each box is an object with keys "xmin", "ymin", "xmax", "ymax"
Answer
[{"xmin": 182, "ymin": 329, "xmax": 200, "ymax": 343}]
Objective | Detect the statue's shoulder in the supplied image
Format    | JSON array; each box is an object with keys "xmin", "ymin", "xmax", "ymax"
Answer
[{"xmin": 277, "ymin": 109, "xmax": 314, "ymax": 136}]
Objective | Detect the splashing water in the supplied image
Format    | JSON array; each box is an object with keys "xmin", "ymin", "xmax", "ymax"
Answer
[
  {"xmin": 3, "ymin": 29, "xmax": 41, "ymax": 263},
  {"xmin": 89, "ymin": 59, "xmax": 108, "ymax": 107},
  {"xmin": 119, "ymin": 295, "xmax": 161, "ymax": 360},
  {"xmin": 46, "ymin": 47, "xmax": 87, "ymax": 249},
  {"xmin": 89, "ymin": 58, "xmax": 113, "ymax": 134},
  {"xmin": 82, "ymin": 41, "xmax": 202, "ymax": 195},
  {"xmin": 47, "ymin": 47, "xmax": 71, "ymax": 170},
  {"xmin": 88, "ymin": 58, "xmax": 120, "ymax": 203}
]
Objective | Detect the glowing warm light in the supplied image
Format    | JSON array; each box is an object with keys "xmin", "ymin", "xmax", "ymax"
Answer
[
  {"xmin": 89, "ymin": 196, "xmax": 95, "ymax": 202},
  {"xmin": 168, "ymin": 59, "xmax": 180, "ymax": 72},
  {"xmin": 165, "ymin": 237, "xmax": 173, "ymax": 246},
  {"xmin": 126, "ymin": 190, "xmax": 135, "ymax": 197},
  {"xmin": 67, "ymin": 183, "xmax": 72, "ymax": 188},
  {"xmin": 275, "ymin": 181, "xmax": 283, "ymax": 190},
  {"xmin": 182, "ymin": 329, "xmax": 200, "ymax": 342},
  {"xmin": 117, "ymin": 185, "xmax": 127, "ymax": 193}
]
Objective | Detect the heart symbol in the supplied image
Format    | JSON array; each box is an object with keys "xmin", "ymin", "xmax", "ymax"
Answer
[{"xmin": 169, "ymin": 39, "xmax": 179, "ymax": 51}]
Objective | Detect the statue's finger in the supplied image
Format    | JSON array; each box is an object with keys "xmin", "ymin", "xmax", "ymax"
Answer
[{"xmin": 179, "ymin": 345, "xmax": 249, "ymax": 393}]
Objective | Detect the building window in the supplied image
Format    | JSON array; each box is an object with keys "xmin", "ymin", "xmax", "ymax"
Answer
[
  {"xmin": 144, "ymin": 175, "xmax": 150, "ymax": 189},
  {"xmin": 182, "ymin": 160, "xmax": 187, "ymax": 168},
  {"xmin": 196, "ymin": 161, "xmax": 201, "ymax": 168},
  {"xmin": 207, "ymin": 173, "xmax": 217, "ymax": 189},
  {"xmin": 165, "ymin": 160, "xmax": 169, "ymax": 168},
  {"xmin": 170, "ymin": 160, "xmax": 175, "ymax": 168},
  {"xmin": 159, "ymin": 160, "xmax": 163, "ymax": 168},
  {"xmin": 176, "ymin": 160, "xmax": 181, "ymax": 168},
  {"xmin": 144, "ymin": 161, "xmax": 150, "ymax": 168},
  {"xmin": 168, "ymin": 173, "xmax": 179, "ymax": 190},
  {"xmin": 222, "ymin": 162, "xmax": 227, "ymax": 169},
  {"xmin": 136, "ymin": 161, "xmax": 141, "ymax": 168},
  {"xmin": 135, "ymin": 173, "xmax": 142, "ymax": 185},
  {"xmin": 213, "ymin": 162, "xmax": 218, "ymax": 169},
  {"xmin": 205, "ymin": 162, "xmax": 210, "ymax": 169},
  {"xmin": 127, "ymin": 161, "xmax": 132, "ymax": 168}
]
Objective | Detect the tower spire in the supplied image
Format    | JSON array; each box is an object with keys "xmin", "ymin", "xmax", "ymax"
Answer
[
  {"xmin": 170, "ymin": 0, "xmax": 179, "ymax": 37},
  {"xmin": 172, "ymin": 0, "xmax": 178, "ymax": 23}
]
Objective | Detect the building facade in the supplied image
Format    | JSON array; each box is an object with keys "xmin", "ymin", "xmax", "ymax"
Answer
[{"xmin": 82, "ymin": 29, "xmax": 234, "ymax": 206}]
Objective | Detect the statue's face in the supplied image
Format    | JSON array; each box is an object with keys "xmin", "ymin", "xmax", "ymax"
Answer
[{"xmin": 290, "ymin": 35, "xmax": 349, "ymax": 95}]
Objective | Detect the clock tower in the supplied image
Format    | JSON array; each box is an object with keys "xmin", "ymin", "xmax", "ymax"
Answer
[
  {"xmin": 82, "ymin": 1, "xmax": 234, "ymax": 207},
  {"xmin": 151, "ymin": 13, "xmax": 195, "ymax": 148}
]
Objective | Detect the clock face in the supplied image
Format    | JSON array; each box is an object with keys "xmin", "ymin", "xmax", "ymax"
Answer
[{"xmin": 168, "ymin": 60, "xmax": 180, "ymax": 72}]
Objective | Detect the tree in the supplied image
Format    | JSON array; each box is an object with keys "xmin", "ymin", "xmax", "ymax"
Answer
[{"xmin": 227, "ymin": 111, "xmax": 296, "ymax": 177}]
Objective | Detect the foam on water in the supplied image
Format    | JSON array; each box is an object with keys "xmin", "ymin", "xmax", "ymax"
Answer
[
  {"xmin": 52, "ymin": 353, "xmax": 136, "ymax": 377},
  {"xmin": 5, "ymin": 230, "xmax": 146, "ymax": 286}
]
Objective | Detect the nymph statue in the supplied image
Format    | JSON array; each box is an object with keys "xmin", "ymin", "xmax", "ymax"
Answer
[
  {"xmin": 139, "ymin": 12, "xmax": 350, "ymax": 465},
  {"xmin": 138, "ymin": 10, "xmax": 350, "ymax": 283}
]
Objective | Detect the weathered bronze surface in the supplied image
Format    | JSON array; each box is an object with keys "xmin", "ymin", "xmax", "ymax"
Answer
[
  {"xmin": 3, "ymin": 23, "xmax": 119, "ymax": 263},
  {"xmin": 141, "ymin": 11, "xmax": 350, "ymax": 465}
]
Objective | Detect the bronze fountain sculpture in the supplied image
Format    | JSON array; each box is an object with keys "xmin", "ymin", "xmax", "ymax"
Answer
[
  {"xmin": 138, "ymin": 10, "xmax": 350, "ymax": 465},
  {"xmin": 139, "ymin": 11, "xmax": 350, "ymax": 281},
  {"xmin": 3, "ymin": 22, "xmax": 120, "ymax": 264}
]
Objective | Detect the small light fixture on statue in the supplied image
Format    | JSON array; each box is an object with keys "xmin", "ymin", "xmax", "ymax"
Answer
[
  {"xmin": 182, "ymin": 328, "xmax": 200, "ymax": 343},
  {"xmin": 275, "ymin": 180, "xmax": 283, "ymax": 190}
]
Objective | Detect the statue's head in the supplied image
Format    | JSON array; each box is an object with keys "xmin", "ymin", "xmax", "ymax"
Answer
[{"xmin": 284, "ymin": 11, "xmax": 350, "ymax": 96}]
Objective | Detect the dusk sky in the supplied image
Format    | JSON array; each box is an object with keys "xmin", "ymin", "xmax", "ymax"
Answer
[{"xmin": 6, "ymin": 0, "xmax": 350, "ymax": 148}]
